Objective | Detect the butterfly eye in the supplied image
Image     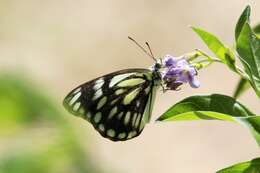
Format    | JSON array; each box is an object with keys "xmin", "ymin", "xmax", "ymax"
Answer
[{"xmin": 154, "ymin": 63, "xmax": 161, "ymax": 70}]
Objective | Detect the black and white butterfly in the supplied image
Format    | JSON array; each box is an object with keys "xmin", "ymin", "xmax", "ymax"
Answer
[
  {"xmin": 63, "ymin": 37, "xmax": 187, "ymax": 141},
  {"xmin": 63, "ymin": 67, "xmax": 161, "ymax": 141}
]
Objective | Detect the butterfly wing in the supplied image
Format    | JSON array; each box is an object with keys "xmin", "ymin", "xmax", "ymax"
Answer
[{"xmin": 63, "ymin": 68, "xmax": 158, "ymax": 141}]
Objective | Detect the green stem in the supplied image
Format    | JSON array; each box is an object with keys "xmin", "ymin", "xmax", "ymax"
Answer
[{"xmin": 188, "ymin": 49, "xmax": 250, "ymax": 80}]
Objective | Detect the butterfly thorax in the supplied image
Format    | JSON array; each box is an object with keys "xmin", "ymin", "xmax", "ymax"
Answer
[{"xmin": 151, "ymin": 62, "xmax": 163, "ymax": 85}]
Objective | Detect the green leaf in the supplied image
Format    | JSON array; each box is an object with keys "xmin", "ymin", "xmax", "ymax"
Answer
[
  {"xmin": 158, "ymin": 94, "xmax": 254, "ymax": 120},
  {"xmin": 236, "ymin": 23, "xmax": 260, "ymax": 98},
  {"xmin": 217, "ymin": 157, "xmax": 260, "ymax": 173},
  {"xmin": 254, "ymin": 23, "xmax": 260, "ymax": 35},
  {"xmin": 235, "ymin": 5, "xmax": 251, "ymax": 41},
  {"xmin": 233, "ymin": 78, "xmax": 250, "ymax": 98},
  {"xmin": 233, "ymin": 23, "xmax": 260, "ymax": 99},
  {"xmin": 157, "ymin": 94, "xmax": 260, "ymax": 146},
  {"xmin": 192, "ymin": 27, "xmax": 236, "ymax": 71}
]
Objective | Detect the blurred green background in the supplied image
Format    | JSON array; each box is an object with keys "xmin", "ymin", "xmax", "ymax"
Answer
[
  {"xmin": 0, "ymin": 74, "xmax": 105, "ymax": 173},
  {"xmin": 0, "ymin": 1, "xmax": 260, "ymax": 173}
]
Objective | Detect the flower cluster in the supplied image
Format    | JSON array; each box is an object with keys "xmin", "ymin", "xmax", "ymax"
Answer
[{"xmin": 161, "ymin": 54, "xmax": 200, "ymax": 90}]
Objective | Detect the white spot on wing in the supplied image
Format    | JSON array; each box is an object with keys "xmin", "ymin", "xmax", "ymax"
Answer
[
  {"xmin": 135, "ymin": 114, "xmax": 141, "ymax": 128},
  {"xmin": 111, "ymin": 98, "xmax": 119, "ymax": 105},
  {"xmin": 144, "ymin": 86, "xmax": 151, "ymax": 94},
  {"xmin": 109, "ymin": 73, "xmax": 135, "ymax": 88},
  {"xmin": 108, "ymin": 106, "xmax": 117, "ymax": 119},
  {"xmin": 107, "ymin": 129, "xmax": 116, "ymax": 137},
  {"xmin": 73, "ymin": 87, "xmax": 81, "ymax": 94},
  {"xmin": 117, "ymin": 78, "xmax": 145, "ymax": 87},
  {"xmin": 86, "ymin": 112, "xmax": 92, "ymax": 119},
  {"xmin": 118, "ymin": 132, "xmax": 126, "ymax": 139},
  {"xmin": 97, "ymin": 97, "xmax": 107, "ymax": 110},
  {"xmin": 124, "ymin": 111, "xmax": 131, "ymax": 125},
  {"xmin": 92, "ymin": 88, "xmax": 103, "ymax": 100},
  {"xmin": 115, "ymin": 89, "xmax": 125, "ymax": 95},
  {"xmin": 78, "ymin": 107, "xmax": 85, "ymax": 115},
  {"xmin": 136, "ymin": 100, "xmax": 140, "ymax": 107},
  {"xmin": 127, "ymin": 131, "xmax": 137, "ymax": 139},
  {"xmin": 94, "ymin": 78, "xmax": 104, "ymax": 90},
  {"xmin": 73, "ymin": 102, "xmax": 81, "ymax": 111},
  {"xmin": 69, "ymin": 92, "xmax": 81, "ymax": 105},
  {"xmin": 94, "ymin": 112, "xmax": 102, "ymax": 123},
  {"xmin": 132, "ymin": 113, "xmax": 138, "ymax": 126},
  {"xmin": 117, "ymin": 112, "xmax": 124, "ymax": 120},
  {"xmin": 99, "ymin": 124, "xmax": 105, "ymax": 132},
  {"xmin": 139, "ymin": 118, "xmax": 145, "ymax": 131},
  {"xmin": 123, "ymin": 88, "xmax": 141, "ymax": 105}
]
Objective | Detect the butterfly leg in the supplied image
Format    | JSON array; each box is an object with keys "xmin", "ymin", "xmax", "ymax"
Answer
[{"xmin": 160, "ymin": 83, "xmax": 167, "ymax": 93}]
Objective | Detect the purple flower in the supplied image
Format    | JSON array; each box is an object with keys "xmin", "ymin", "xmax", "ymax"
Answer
[{"xmin": 162, "ymin": 54, "xmax": 200, "ymax": 90}]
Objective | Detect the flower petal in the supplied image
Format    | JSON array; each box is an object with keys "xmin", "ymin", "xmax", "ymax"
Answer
[
  {"xmin": 160, "ymin": 54, "xmax": 200, "ymax": 90},
  {"xmin": 176, "ymin": 72, "xmax": 190, "ymax": 83},
  {"xmin": 176, "ymin": 58, "xmax": 188, "ymax": 67},
  {"xmin": 188, "ymin": 67, "xmax": 197, "ymax": 76},
  {"xmin": 189, "ymin": 76, "xmax": 200, "ymax": 88},
  {"xmin": 163, "ymin": 54, "xmax": 178, "ymax": 67}
]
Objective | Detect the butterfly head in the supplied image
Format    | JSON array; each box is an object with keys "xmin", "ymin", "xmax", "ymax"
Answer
[{"xmin": 153, "ymin": 62, "xmax": 162, "ymax": 71}]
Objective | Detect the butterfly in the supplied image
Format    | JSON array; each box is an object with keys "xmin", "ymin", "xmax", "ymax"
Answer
[{"xmin": 63, "ymin": 37, "xmax": 199, "ymax": 141}]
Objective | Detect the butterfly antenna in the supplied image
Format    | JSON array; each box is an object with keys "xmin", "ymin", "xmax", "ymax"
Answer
[
  {"xmin": 145, "ymin": 42, "xmax": 157, "ymax": 61},
  {"xmin": 128, "ymin": 36, "xmax": 156, "ymax": 62}
]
